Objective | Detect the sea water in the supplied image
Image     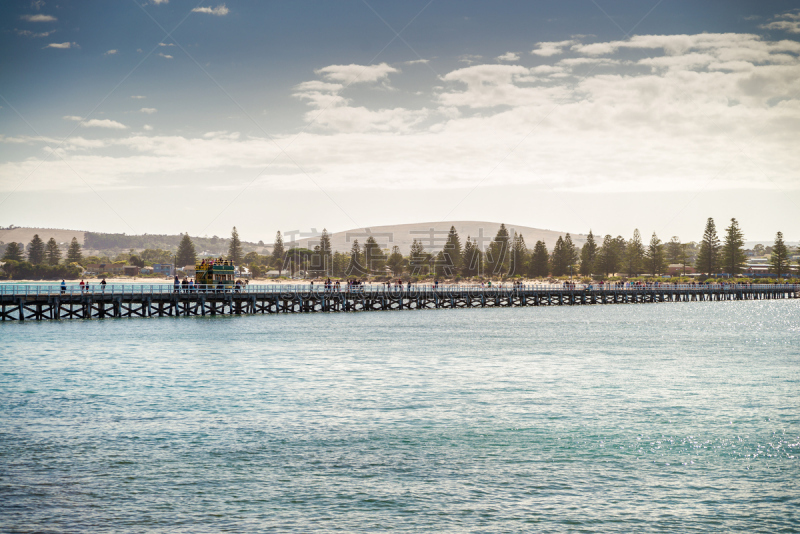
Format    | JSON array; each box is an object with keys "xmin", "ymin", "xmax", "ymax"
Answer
[{"xmin": 1, "ymin": 300, "xmax": 798, "ymax": 532}]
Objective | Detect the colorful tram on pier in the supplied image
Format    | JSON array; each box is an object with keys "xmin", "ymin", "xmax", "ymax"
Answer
[{"xmin": 195, "ymin": 260, "xmax": 235, "ymax": 289}]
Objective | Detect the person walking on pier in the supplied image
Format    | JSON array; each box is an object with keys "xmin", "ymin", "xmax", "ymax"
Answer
[
  {"xmin": 100, "ymin": 278, "xmax": 107, "ymax": 292},
  {"xmin": 79, "ymin": 279, "xmax": 85, "ymax": 293},
  {"xmin": 174, "ymin": 276, "xmax": 180, "ymax": 294},
  {"xmin": 61, "ymin": 280, "xmax": 66, "ymax": 294}
]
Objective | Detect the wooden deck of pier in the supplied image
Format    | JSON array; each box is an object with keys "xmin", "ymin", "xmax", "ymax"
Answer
[{"xmin": 1, "ymin": 284, "xmax": 797, "ymax": 321}]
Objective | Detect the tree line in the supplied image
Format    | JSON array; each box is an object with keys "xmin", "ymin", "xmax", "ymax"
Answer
[
  {"xmin": 212, "ymin": 220, "xmax": 799, "ymax": 280},
  {"xmin": 3, "ymin": 220, "xmax": 797, "ymax": 280}
]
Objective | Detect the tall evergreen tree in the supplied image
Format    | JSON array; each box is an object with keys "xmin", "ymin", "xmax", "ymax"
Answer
[
  {"xmin": 579, "ymin": 230, "xmax": 598, "ymax": 276},
  {"xmin": 228, "ymin": 226, "xmax": 243, "ymax": 264},
  {"xmin": 176, "ymin": 233, "xmax": 197, "ymax": 267},
  {"xmin": 770, "ymin": 231, "xmax": 789, "ymax": 279},
  {"xmin": 695, "ymin": 217, "xmax": 721, "ymax": 275},
  {"xmin": 363, "ymin": 236, "xmax": 383, "ymax": 275},
  {"xmin": 563, "ymin": 233, "xmax": 579, "ymax": 273},
  {"xmin": 624, "ymin": 229, "xmax": 645, "ymax": 277},
  {"xmin": 318, "ymin": 228, "xmax": 332, "ymax": 275},
  {"xmin": 332, "ymin": 251, "xmax": 348, "ymax": 277},
  {"xmin": 614, "ymin": 236, "xmax": 627, "ymax": 269},
  {"xmin": 509, "ymin": 233, "xmax": 527, "ymax": 276},
  {"xmin": 272, "ymin": 231, "xmax": 285, "ymax": 275},
  {"xmin": 66, "ymin": 237, "xmax": 83, "ymax": 264},
  {"xmin": 461, "ymin": 237, "xmax": 481, "ymax": 277},
  {"xmin": 645, "ymin": 232, "xmax": 666, "ymax": 276},
  {"xmin": 2, "ymin": 242, "xmax": 24, "ymax": 261},
  {"xmin": 665, "ymin": 236, "xmax": 682, "ymax": 266},
  {"xmin": 596, "ymin": 234, "xmax": 621, "ymax": 277},
  {"xmin": 409, "ymin": 239, "xmax": 427, "ymax": 275},
  {"xmin": 486, "ymin": 224, "xmax": 510, "ymax": 276},
  {"xmin": 386, "ymin": 246, "xmax": 405, "ymax": 276},
  {"xmin": 347, "ymin": 240, "xmax": 365, "ymax": 276},
  {"xmin": 28, "ymin": 234, "xmax": 45, "ymax": 265},
  {"xmin": 550, "ymin": 236, "xmax": 566, "ymax": 276},
  {"xmin": 443, "ymin": 226, "xmax": 463, "ymax": 274},
  {"xmin": 529, "ymin": 240, "xmax": 549, "ymax": 278},
  {"xmin": 721, "ymin": 218, "xmax": 746, "ymax": 276},
  {"xmin": 45, "ymin": 238, "xmax": 62, "ymax": 266}
]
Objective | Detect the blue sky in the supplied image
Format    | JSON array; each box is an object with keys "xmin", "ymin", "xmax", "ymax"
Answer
[{"xmin": 1, "ymin": 0, "xmax": 799, "ymax": 242}]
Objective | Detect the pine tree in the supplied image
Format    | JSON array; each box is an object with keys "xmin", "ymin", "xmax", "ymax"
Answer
[
  {"xmin": 645, "ymin": 232, "xmax": 666, "ymax": 276},
  {"xmin": 67, "ymin": 237, "xmax": 83, "ymax": 264},
  {"xmin": 563, "ymin": 233, "xmax": 579, "ymax": 273},
  {"xmin": 721, "ymin": 218, "xmax": 746, "ymax": 276},
  {"xmin": 387, "ymin": 246, "xmax": 405, "ymax": 276},
  {"xmin": 347, "ymin": 240, "xmax": 364, "ymax": 276},
  {"xmin": 597, "ymin": 234, "xmax": 621, "ymax": 277},
  {"xmin": 695, "ymin": 218, "xmax": 721, "ymax": 275},
  {"xmin": 176, "ymin": 233, "xmax": 197, "ymax": 267},
  {"xmin": 579, "ymin": 230, "xmax": 597, "ymax": 276},
  {"xmin": 443, "ymin": 226, "xmax": 463, "ymax": 275},
  {"xmin": 319, "ymin": 228, "xmax": 332, "ymax": 275},
  {"xmin": 770, "ymin": 231, "xmax": 789, "ymax": 279},
  {"xmin": 550, "ymin": 237, "xmax": 566, "ymax": 276},
  {"xmin": 332, "ymin": 251, "xmax": 347, "ymax": 277},
  {"xmin": 363, "ymin": 236, "xmax": 383, "ymax": 275},
  {"xmin": 461, "ymin": 237, "xmax": 481, "ymax": 277},
  {"xmin": 666, "ymin": 236, "xmax": 682, "ymax": 266},
  {"xmin": 529, "ymin": 240, "xmax": 549, "ymax": 278},
  {"xmin": 272, "ymin": 231, "xmax": 285, "ymax": 275},
  {"xmin": 45, "ymin": 238, "xmax": 62, "ymax": 266},
  {"xmin": 2, "ymin": 242, "xmax": 24, "ymax": 261},
  {"xmin": 409, "ymin": 239, "xmax": 427, "ymax": 275},
  {"xmin": 486, "ymin": 224, "xmax": 510, "ymax": 276},
  {"xmin": 509, "ymin": 233, "xmax": 527, "ymax": 276},
  {"xmin": 28, "ymin": 234, "xmax": 45, "ymax": 265},
  {"xmin": 228, "ymin": 226, "xmax": 243, "ymax": 264},
  {"xmin": 624, "ymin": 229, "xmax": 644, "ymax": 277}
]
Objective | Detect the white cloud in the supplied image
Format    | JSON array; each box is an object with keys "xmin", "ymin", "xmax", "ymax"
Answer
[
  {"xmin": 62, "ymin": 115, "xmax": 82, "ymax": 121},
  {"xmin": 496, "ymin": 52, "xmax": 520, "ymax": 62},
  {"xmin": 192, "ymin": 4, "xmax": 228, "ymax": 16},
  {"xmin": 158, "ymin": 53, "xmax": 173, "ymax": 59},
  {"xmin": 105, "ymin": 49, "xmax": 117, "ymax": 55},
  {"xmin": 315, "ymin": 63, "xmax": 398, "ymax": 84},
  {"xmin": 760, "ymin": 20, "xmax": 800, "ymax": 34},
  {"xmin": 131, "ymin": 95, "xmax": 146, "ymax": 99},
  {"xmin": 139, "ymin": 108, "xmax": 157, "ymax": 114},
  {"xmin": 21, "ymin": 13, "xmax": 56, "ymax": 22},
  {"xmin": 158, "ymin": 42, "xmax": 174, "ymax": 47},
  {"xmin": 151, "ymin": 0, "xmax": 168, "ymax": 4},
  {"xmin": 143, "ymin": 125, "xmax": 153, "ymax": 131},
  {"xmin": 45, "ymin": 42, "xmax": 75, "ymax": 49},
  {"xmin": 531, "ymin": 40, "xmax": 576, "ymax": 56},
  {"xmin": 16, "ymin": 29, "xmax": 54, "ymax": 37},
  {"xmin": 458, "ymin": 54, "xmax": 483, "ymax": 65},
  {"xmin": 80, "ymin": 119, "xmax": 127, "ymax": 129},
  {"xmin": 404, "ymin": 59, "xmax": 430, "ymax": 65}
]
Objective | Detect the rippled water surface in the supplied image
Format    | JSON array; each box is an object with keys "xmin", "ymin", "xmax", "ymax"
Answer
[{"xmin": 2, "ymin": 300, "xmax": 799, "ymax": 532}]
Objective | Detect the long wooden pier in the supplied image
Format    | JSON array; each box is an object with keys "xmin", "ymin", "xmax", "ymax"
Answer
[{"xmin": 1, "ymin": 283, "xmax": 797, "ymax": 322}]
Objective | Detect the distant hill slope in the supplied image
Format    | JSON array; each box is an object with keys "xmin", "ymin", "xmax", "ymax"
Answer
[
  {"xmin": 0, "ymin": 227, "xmax": 85, "ymax": 247},
  {"xmin": 285, "ymin": 221, "xmax": 588, "ymax": 255},
  {"xmin": 0, "ymin": 228, "xmax": 263, "ymax": 255}
]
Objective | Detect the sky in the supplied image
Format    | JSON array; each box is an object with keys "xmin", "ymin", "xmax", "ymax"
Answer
[{"xmin": 1, "ymin": 0, "xmax": 799, "ymax": 243}]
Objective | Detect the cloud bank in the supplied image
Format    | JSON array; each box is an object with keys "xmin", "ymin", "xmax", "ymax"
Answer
[{"xmin": 4, "ymin": 28, "xmax": 800, "ymax": 197}]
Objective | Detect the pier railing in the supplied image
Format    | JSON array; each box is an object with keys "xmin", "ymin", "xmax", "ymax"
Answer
[{"xmin": 1, "ymin": 283, "xmax": 798, "ymax": 297}]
